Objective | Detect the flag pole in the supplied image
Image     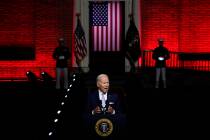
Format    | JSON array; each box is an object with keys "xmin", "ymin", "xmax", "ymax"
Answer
[
  {"xmin": 131, "ymin": 0, "xmax": 134, "ymax": 16},
  {"xmin": 129, "ymin": 0, "xmax": 134, "ymax": 21},
  {"xmin": 76, "ymin": 13, "xmax": 80, "ymax": 18}
]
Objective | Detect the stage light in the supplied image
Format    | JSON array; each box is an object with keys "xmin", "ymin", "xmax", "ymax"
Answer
[
  {"xmin": 61, "ymin": 102, "xmax": 65, "ymax": 105},
  {"xmin": 41, "ymin": 71, "xmax": 53, "ymax": 83},
  {"xmin": 54, "ymin": 119, "xmax": 58, "ymax": 123},
  {"xmin": 57, "ymin": 110, "xmax": 61, "ymax": 114},
  {"xmin": 41, "ymin": 72, "xmax": 52, "ymax": 78},
  {"xmin": 26, "ymin": 71, "xmax": 37, "ymax": 83},
  {"xmin": 69, "ymin": 84, "xmax": 72, "ymax": 87},
  {"xmin": 48, "ymin": 132, "xmax": 53, "ymax": 136},
  {"xmin": 73, "ymin": 78, "xmax": 76, "ymax": 81},
  {"xmin": 65, "ymin": 95, "xmax": 68, "ymax": 98},
  {"xmin": 73, "ymin": 74, "xmax": 76, "ymax": 77},
  {"xmin": 67, "ymin": 89, "xmax": 70, "ymax": 92}
]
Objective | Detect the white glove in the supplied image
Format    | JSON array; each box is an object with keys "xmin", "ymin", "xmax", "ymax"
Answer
[
  {"xmin": 59, "ymin": 56, "xmax": 65, "ymax": 60},
  {"xmin": 158, "ymin": 57, "xmax": 164, "ymax": 61}
]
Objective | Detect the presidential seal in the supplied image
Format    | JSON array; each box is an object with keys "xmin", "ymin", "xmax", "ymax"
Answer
[{"xmin": 95, "ymin": 118, "xmax": 113, "ymax": 137}]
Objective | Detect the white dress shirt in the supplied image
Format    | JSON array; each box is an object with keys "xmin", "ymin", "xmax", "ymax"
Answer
[
  {"xmin": 99, "ymin": 90, "xmax": 107, "ymax": 102},
  {"xmin": 91, "ymin": 90, "xmax": 115, "ymax": 115}
]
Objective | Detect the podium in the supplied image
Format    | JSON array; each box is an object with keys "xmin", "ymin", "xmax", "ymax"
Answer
[{"xmin": 83, "ymin": 113, "xmax": 127, "ymax": 139}]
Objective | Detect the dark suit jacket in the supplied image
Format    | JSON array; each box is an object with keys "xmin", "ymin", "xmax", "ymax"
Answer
[
  {"xmin": 152, "ymin": 46, "xmax": 170, "ymax": 68},
  {"xmin": 83, "ymin": 91, "xmax": 127, "ymax": 138},
  {"xmin": 52, "ymin": 46, "xmax": 70, "ymax": 68},
  {"xmin": 87, "ymin": 91, "xmax": 121, "ymax": 115}
]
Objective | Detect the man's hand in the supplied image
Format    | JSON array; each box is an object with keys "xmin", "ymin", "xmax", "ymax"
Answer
[
  {"xmin": 106, "ymin": 105, "xmax": 115, "ymax": 114},
  {"xmin": 93, "ymin": 106, "xmax": 101, "ymax": 114}
]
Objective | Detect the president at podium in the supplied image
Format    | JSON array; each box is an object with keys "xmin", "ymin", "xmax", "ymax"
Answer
[{"xmin": 83, "ymin": 74, "xmax": 127, "ymax": 139}]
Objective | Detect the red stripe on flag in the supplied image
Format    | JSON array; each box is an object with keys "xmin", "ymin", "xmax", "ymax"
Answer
[{"xmin": 108, "ymin": 4, "xmax": 113, "ymax": 51}]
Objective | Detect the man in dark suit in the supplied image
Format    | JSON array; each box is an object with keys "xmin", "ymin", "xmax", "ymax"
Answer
[
  {"xmin": 83, "ymin": 74, "xmax": 127, "ymax": 138},
  {"xmin": 87, "ymin": 74, "xmax": 121, "ymax": 115},
  {"xmin": 152, "ymin": 38, "xmax": 170, "ymax": 88},
  {"xmin": 53, "ymin": 37, "xmax": 70, "ymax": 90}
]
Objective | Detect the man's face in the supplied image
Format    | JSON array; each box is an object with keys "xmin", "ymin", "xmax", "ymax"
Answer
[
  {"xmin": 59, "ymin": 41, "xmax": 65, "ymax": 46},
  {"xmin": 158, "ymin": 41, "xmax": 164, "ymax": 46},
  {"xmin": 97, "ymin": 76, "xmax": 109, "ymax": 94}
]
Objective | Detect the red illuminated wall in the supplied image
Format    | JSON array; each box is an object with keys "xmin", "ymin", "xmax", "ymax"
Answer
[
  {"xmin": 0, "ymin": 0, "xmax": 73, "ymax": 79},
  {"xmin": 179, "ymin": 0, "xmax": 210, "ymax": 53},
  {"xmin": 1, "ymin": 0, "xmax": 210, "ymax": 79},
  {"xmin": 141, "ymin": 0, "xmax": 210, "ymax": 52}
]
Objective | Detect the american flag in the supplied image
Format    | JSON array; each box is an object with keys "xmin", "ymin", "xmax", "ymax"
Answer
[
  {"xmin": 74, "ymin": 18, "xmax": 87, "ymax": 65},
  {"xmin": 89, "ymin": 1, "xmax": 123, "ymax": 52}
]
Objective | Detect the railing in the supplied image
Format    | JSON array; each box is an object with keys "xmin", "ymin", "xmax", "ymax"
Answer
[
  {"xmin": 2, "ymin": 51, "xmax": 210, "ymax": 80},
  {"xmin": 142, "ymin": 50, "xmax": 210, "ymax": 71}
]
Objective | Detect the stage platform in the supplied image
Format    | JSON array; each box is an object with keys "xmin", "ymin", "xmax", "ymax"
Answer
[{"xmin": 0, "ymin": 68, "xmax": 208, "ymax": 139}]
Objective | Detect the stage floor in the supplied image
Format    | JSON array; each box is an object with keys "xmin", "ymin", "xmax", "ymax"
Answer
[{"xmin": 0, "ymin": 68, "xmax": 207, "ymax": 139}]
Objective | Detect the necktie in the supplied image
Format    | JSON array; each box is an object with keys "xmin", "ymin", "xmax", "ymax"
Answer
[{"xmin": 101, "ymin": 94, "xmax": 106, "ymax": 108}]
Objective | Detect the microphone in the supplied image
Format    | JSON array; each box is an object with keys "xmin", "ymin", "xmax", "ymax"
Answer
[{"xmin": 101, "ymin": 107, "xmax": 106, "ymax": 114}]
